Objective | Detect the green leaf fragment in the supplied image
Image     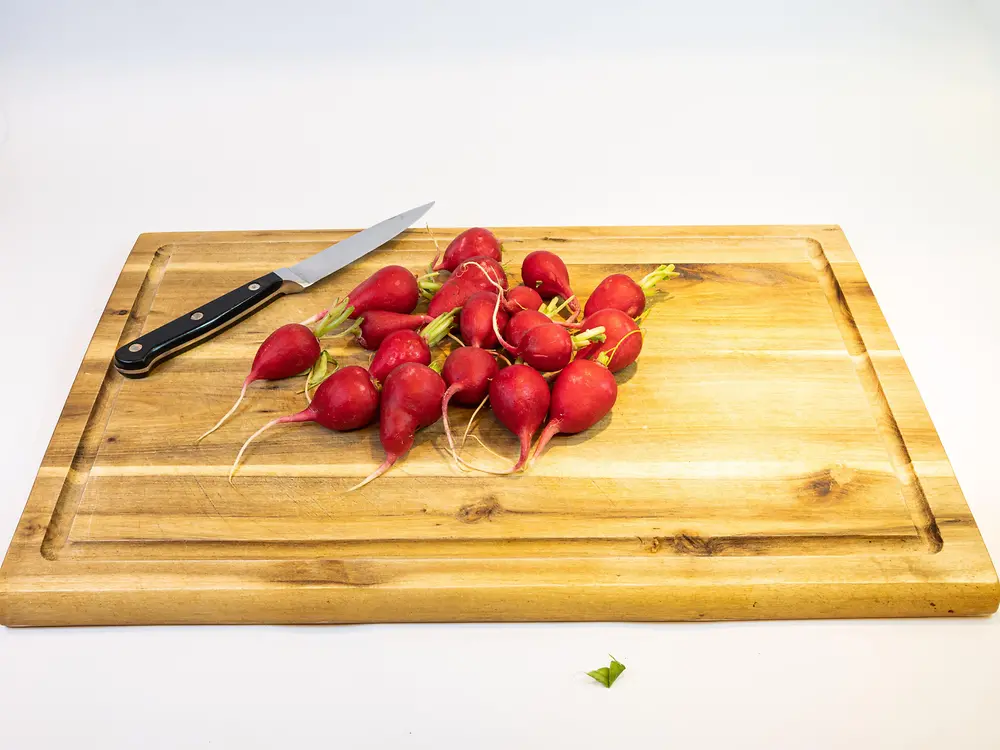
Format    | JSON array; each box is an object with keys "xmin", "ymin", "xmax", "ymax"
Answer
[
  {"xmin": 607, "ymin": 656, "xmax": 626, "ymax": 686},
  {"xmin": 304, "ymin": 350, "xmax": 337, "ymax": 400},
  {"xmin": 587, "ymin": 667, "xmax": 610, "ymax": 687},
  {"xmin": 587, "ymin": 656, "xmax": 625, "ymax": 688}
]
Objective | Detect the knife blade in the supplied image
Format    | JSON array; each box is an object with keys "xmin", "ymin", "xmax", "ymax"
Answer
[{"xmin": 113, "ymin": 201, "xmax": 434, "ymax": 378}]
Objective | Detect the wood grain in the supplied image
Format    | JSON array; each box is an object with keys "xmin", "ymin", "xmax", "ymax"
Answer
[{"xmin": 1, "ymin": 225, "xmax": 997, "ymax": 626}]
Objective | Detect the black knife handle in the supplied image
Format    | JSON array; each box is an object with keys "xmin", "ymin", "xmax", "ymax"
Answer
[{"xmin": 114, "ymin": 272, "xmax": 292, "ymax": 378}]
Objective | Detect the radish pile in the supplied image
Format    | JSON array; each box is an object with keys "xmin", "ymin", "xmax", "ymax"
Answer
[{"xmin": 196, "ymin": 226, "xmax": 679, "ymax": 489}]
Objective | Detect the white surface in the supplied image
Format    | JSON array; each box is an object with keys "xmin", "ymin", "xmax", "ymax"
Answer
[{"xmin": 2, "ymin": 1, "xmax": 999, "ymax": 747}]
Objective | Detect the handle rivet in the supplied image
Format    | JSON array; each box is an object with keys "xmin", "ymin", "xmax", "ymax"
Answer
[
  {"xmin": 248, "ymin": 283, "xmax": 261, "ymax": 291},
  {"xmin": 128, "ymin": 343, "xmax": 143, "ymax": 353},
  {"xmin": 190, "ymin": 311, "xmax": 204, "ymax": 321}
]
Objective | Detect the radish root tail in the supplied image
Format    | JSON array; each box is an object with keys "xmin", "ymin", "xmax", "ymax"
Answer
[
  {"xmin": 347, "ymin": 455, "xmax": 397, "ymax": 492},
  {"xmin": 426, "ymin": 224, "xmax": 444, "ymax": 271},
  {"xmin": 442, "ymin": 385, "xmax": 460, "ymax": 459},
  {"xmin": 229, "ymin": 417, "xmax": 282, "ymax": 483},
  {"xmin": 441, "ymin": 388, "xmax": 513, "ymax": 476},
  {"xmin": 299, "ymin": 309, "xmax": 328, "ymax": 327},
  {"xmin": 197, "ymin": 380, "xmax": 249, "ymax": 443},
  {"xmin": 460, "ymin": 394, "xmax": 491, "ymax": 452},
  {"xmin": 509, "ymin": 435, "xmax": 533, "ymax": 473},
  {"xmin": 529, "ymin": 420, "xmax": 562, "ymax": 466},
  {"xmin": 451, "ymin": 445, "xmax": 518, "ymax": 476}
]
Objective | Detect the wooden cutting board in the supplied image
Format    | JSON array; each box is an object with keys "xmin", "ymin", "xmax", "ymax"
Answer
[{"xmin": 1, "ymin": 225, "xmax": 997, "ymax": 626}]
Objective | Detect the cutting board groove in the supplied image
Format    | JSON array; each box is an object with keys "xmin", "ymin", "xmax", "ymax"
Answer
[
  {"xmin": 1, "ymin": 225, "xmax": 996, "ymax": 626},
  {"xmin": 805, "ymin": 241, "xmax": 941, "ymax": 551}
]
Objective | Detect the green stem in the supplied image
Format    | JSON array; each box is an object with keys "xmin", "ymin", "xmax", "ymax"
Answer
[
  {"xmin": 638, "ymin": 264, "xmax": 679, "ymax": 293},
  {"xmin": 545, "ymin": 295, "xmax": 576, "ymax": 320},
  {"xmin": 417, "ymin": 273, "xmax": 444, "ymax": 296},
  {"xmin": 570, "ymin": 326, "xmax": 606, "ymax": 348},
  {"xmin": 304, "ymin": 351, "xmax": 338, "ymax": 401},
  {"xmin": 420, "ymin": 307, "xmax": 459, "ymax": 347},
  {"xmin": 328, "ymin": 317, "xmax": 362, "ymax": 340},
  {"xmin": 539, "ymin": 296, "xmax": 561, "ymax": 316},
  {"xmin": 313, "ymin": 298, "xmax": 356, "ymax": 337}
]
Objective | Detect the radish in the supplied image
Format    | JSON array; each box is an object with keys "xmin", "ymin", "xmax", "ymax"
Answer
[
  {"xmin": 504, "ymin": 284, "xmax": 544, "ymax": 313},
  {"xmin": 229, "ymin": 365, "xmax": 379, "ymax": 480},
  {"xmin": 503, "ymin": 309, "xmax": 552, "ymax": 350},
  {"xmin": 521, "ymin": 250, "xmax": 580, "ymax": 320},
  {"xmin": 440, "ymin": 346, "xmax": 499, "ymax": 458},
  {"xmin": 508, "ymin": 323, "xmax": 605, "ymax": 372},
  {"xmin": 530, "ymin": 359, "xmax": 618, "ymax": 464},
  {"xmin": 584, "ymin": 264, "xmax": 678, "ymax": 318},
  {"xmin": 350, "ymin": 362, "xmax": 446, "ymax": 490},
  {"xmin": 575, "ymin": 308, "xmax": 643, "ymax": 373},
  {"xmin": 367, "ymin": 308, "xmax": 458, "ymax": 385},
  {"xmin": 336, "ymin": 309, "xmax": 459, "ymax": 351},
  {"xmin": 493, "ymin": 309, "xmax": 605, "ymax": 373},
  {"xmin": 197, "ymin": 323, "xmax": 321, "ymax": 442},
  {"xmin": 513, "ymin": 324, "xmax": 574, "ymax": 372},
  {"xmin": 488, "ymin": 364, "xmax": 551, "ymax": 473},
  {"xmin": 312, "ymin": 265, "xmax": 420, "ymax": 332},
  {"xmin": 432, "ymin": 227, "xmax": 502, "ymax": 272},
  {"xmin": 368, "ymin": 330, "xmax": 430, "ymax": 387},
  {"xmin": 460, "ymin": 291, "xmax": 509, "ymax": 349},
  {"xmin": 427, "ymin": 256, "xmax": 508, "ymax": 318},
  {"xmin": 352, "ymin": 310, "xmax": 433, "ymax": 350}
]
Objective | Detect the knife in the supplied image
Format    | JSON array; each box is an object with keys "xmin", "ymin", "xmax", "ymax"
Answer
[{"xmin": 113, "ymin": 201, "xmax": 434, "ymax": 378}]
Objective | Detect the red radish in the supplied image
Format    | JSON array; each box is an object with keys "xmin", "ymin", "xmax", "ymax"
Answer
[
  {"xmin": 504, "ymin": 309, "xmax": 552, "ymax": 349},
  {"xmin": 494, "ymin": 309, "xmax": 606, "ymax": 373},
  {"xmin": 584, "ymin": 264, "xmax": 678, "ymax": 318},
  {"xmin": 197, "ymin": 323, "xmax": 320, "ymax": 442},
  {"xmin": 575, "ymin": 308, "xmax": 643, "ymax": 373},
  {"xmin": 432, "ymin": 228, "xmax": 502, "ymax": 272},
  {"xmin": 427, "ymin": 256, "xmax": 508, "ymax": 318},
  {"xmin": 345, "ymin": 265, "xmax": 419, "ymax": 316},
  {"xmin": 350, "ymin": 362, "xmax": 446, "ymax": 490},
  {"xmin": 530, "ymin": 359, "xmax": 618, "ymax": 464},
  {"xmin": 488, "ymin": 364, "xmax": 551, "ymax": 473},
  {"xmin": 336, "ymin": 307, "xmax": 454, "ymax": 351},
  {"xmin": 351, "ymin": 311, "xmax": 433, "ymax": 350},
  {"xmin": 366, "ymin": 307, "xmax": 459, "ymax": 385},
  {"xmin": 521, "ymin": 250, "xmax": 580, "ymax": 319},
  {"xmin": 442, "ymin": 347, "xmax": 499, "ymax": 407},
  {"xmin": 460, "ymin": 291, "xmax": 509, "ymax": 348},
  {"xmin": 310, "ymin": 266, "xmax": 421, "ymax": 333},
  {"xmin": 229, "ymin": 366, "xmax": 379, "ymax": 480},
  {"xmin": 513, "ymin": 324, "xmax": 573, "ymax": 372},
  {"xmin": 504, "ymin": 284, "xmax": 544, "ymax": 313},
  {"xmin": 440, "ymin": 347, "xmax": 499, "ymax": 457},
  {"xmin": 368, "ymin": 330, "xmax": 431, "ymax": 387},
  {"xmin": 512, "ymin": 323, "xmax": 606, "ymax": 372}
]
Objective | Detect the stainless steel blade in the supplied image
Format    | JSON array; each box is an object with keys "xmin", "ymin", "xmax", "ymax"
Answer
[{"xmin": 274, "ymin": 201, "xmax": 434, "ymax": 288}]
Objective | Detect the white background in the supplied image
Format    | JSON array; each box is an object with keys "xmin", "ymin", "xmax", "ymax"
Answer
[{"xmin": 2, "ymin": 1, "xmax": 999, "ymax": 747}]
